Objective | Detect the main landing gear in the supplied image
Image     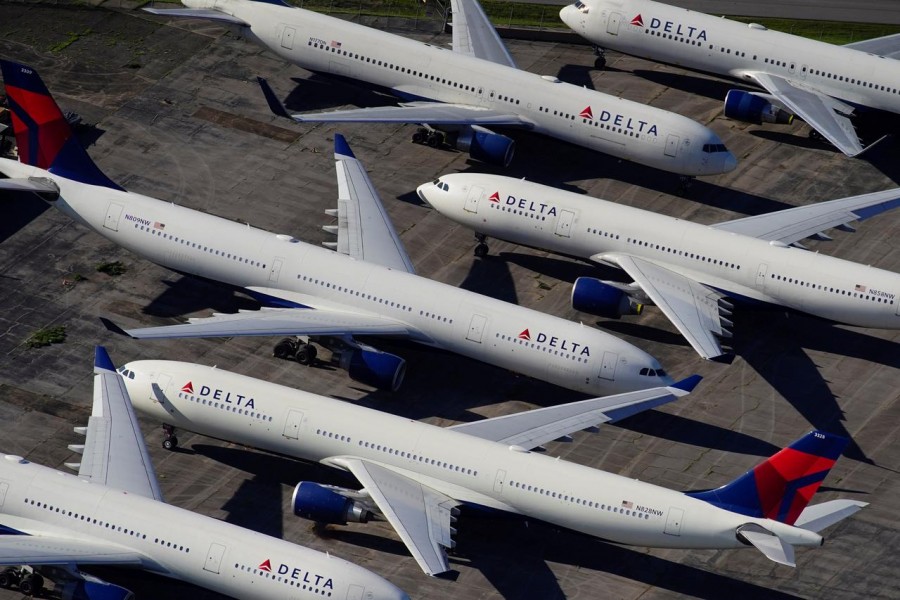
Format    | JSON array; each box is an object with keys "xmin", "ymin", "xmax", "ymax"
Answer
[
  {"xmin": 274, "ymin": 336, "xmax": 319, "ymax": 366},
  {"xmin": 592, "ymin": 45, "xmax": 607, "ymax": 69},
  {"xmin": 474, "ymin": 233, "xmax": 489, "ymax": 258},
  {"xmin": 677, "ymin": 175, "xmax": 694, "ymax": 196},
  {"xmin": 0, "ymin": 567, "xmax": 44, "ymax": 596},
  {"xmin": 162, "ymin": 423, "xmax": 178, "ymax": 450},
  {"xmin": 412, "ymin": 127, "xmax": 446, "ymax": 149}
]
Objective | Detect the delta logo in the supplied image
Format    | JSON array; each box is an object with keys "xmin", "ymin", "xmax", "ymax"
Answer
[
  {"xmin": 646, "ymin": 16, "xmax": 708, "ymax": 41},
  {"xmin": 630, "ymin": 14, "xmax": 644, "ymax": 27},
  {"xmin": 489, "ymin": 191, "xmax": 501, "ymax": 203},
  {"xmin": 516, "ymin": 328, "xmax": 591, "ymax": 356},
  {"xmin": 496, "ymin": 193, "xmax": 558, "ymax": 216},
  {"xmin": 578, "ymin": 106, "xmax": 659, "ymax": 136},
  {"xmin": 257, "ymin": 558, "xmax": 334, "ymax": 589},
  {"xmin": 182, "ymin": 382, "xmax": 257, "ymax": 409}
]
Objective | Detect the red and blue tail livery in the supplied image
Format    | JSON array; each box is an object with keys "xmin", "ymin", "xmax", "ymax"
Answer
[
  {"xmin": 687, "ymin": 430, "xmax": 849, "ymax": 525},
  {"xmin": 0, "ymin": 60, "xmax": 121, "ymax": 190}
]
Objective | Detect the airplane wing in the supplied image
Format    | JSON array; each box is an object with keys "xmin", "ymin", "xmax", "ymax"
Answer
[
  {"xmin": 599, "ymin": 254, "xmax": 731, "ymax": 360},
  {"xmin": 257, "ymin": 79, "xmax": 531, "ymax": 127},
  {"xmin": 748, "ymin": 72, "xmax": 866, "ymax": 157},
  {"xmin": 100, "ymin": 306, "xmax": 415, "ymax": 340},
  {"xmin": 712, "ymin": 187, "xmax": 900, "ymax": 245},
  {"xmin": 74, "ymin": 347, "xmax": 163, "ymax": 501},
  {"xmin": 335, "ymin": 458, "xmax": 459, "ymax": 576},
  {"xmin": 142, "ymin": 7, "xmax": 249, "ymax": 26},
  {"xmin": 844, "ymin": 32, "xmax": 900, "ymax": 59},
  {"xmin": 449, "ymin": 376, "xmax": 700, "ymax": 449},
  {"xmin": 449, "ymin": 0, "xmax": 518, "ymax": 68},
  {"xmin": 332, "ymin": 134, "xmax": 415, "ymax": 273},
  {"xmin": 0, "ymin": 528, "xmax": 143, "ymax": 566}
]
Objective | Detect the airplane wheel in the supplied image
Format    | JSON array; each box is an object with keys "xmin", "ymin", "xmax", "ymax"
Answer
[
  {"xmin": 162, "ymin": 436, "xmax": 178, "ymax": 450},
  {"xmin": 474, "ymin": 243, "xmax": 489, "ymax": 258},
  {"xmin": 295, "ymin": 344, "xmax": 317, "ymax": 366},
  {"xmin": 426, "ymin": 132, "xmax": 443, "ymax": 148},
  {"xmin": 412, "ymin": 130, "xmax": 427, "ymax": 144},
  {"xmin": 274, "ymin": 338, "xmax": 298, "ymax": 359},
  {"xmin": 594, "ymin": 56, "xmax": 606, "ymax": 69},
  {"xmin": 808, "ymin": 129, "xmax": 823, "ymax": 141},
  {"xmin": 19, "ymin": 574, "xmax": 43, "ymax": 596},
  {"xmin": 0, "ymin": 568, "xmax": 19, "ymax": 588}
]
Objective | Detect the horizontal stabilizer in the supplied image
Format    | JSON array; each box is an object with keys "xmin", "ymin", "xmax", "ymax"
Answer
[
  {"xmin": 142, "ymin": 8, "xmax": 249, "ymax": 26},
  {"xmin": 257, "ymin": 77, "xmax": 292, "ymax": 119},
  {"xmin": 0, "ymin": 177, "xmax": 60, "ymax": 199},
  {"xmin": 737, "ymin": 524, "xmax": 796, "ymax": 567},
  {"xmin": 794, "ymin": 499, "xmax": 868, "ymax": 533}
]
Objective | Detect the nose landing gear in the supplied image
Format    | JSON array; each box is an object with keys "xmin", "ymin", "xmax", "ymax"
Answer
[{"xmin": 162, "ymin": 423, "xmax": 178, "ymax": 450}]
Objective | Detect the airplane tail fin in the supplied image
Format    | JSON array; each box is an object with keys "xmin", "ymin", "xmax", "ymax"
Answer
[
  {"xmin": 687, "ymin": 430, "xmax": 849, "ymax": 525},
  {"xmin": 0, "ymin": 60, "xmax": 122, "ymax": 190}
]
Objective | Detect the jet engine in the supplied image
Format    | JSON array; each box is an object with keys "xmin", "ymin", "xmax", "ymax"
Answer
[
  {"xmin": 334, "ymin": 347, "xmax": 406, "ymax": 392},
  {"xmin": 292, "ymin": 482, "xmax": 371, "ymax": 524},
  {"xmin": 64, "ymin": 579, "xmax": 135, "ymax": 600},
  {"xmin": 724, "ymin": 90, "xmax": 793, "ymax": 125},
  {"xmin": 455, "ymin": 125, "xmax": 516, "ymax": 167},
  {"xmin": 571, "ymin": 277, "xmax": 644, "ymax": 319}
]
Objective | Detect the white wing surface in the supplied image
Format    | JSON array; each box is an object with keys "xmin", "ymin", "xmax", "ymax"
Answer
[
  {"xmin": 713, "ymin": 188, "xmax": 900, "ymax": 245},
  {"xmin": 142, "ymin": 8, "xmax": 249, "ymax": 26},
  {"xmin": 284, "ymin": 102, "xmax": 531, "ymax": 126},
  {"xmin": 844, "ymin": 33, "xmax": 900, "ymax": 59},
  {"xmin": 77, "ymin": 348, "xmax": 163, "ymax": 501},
  {"xmin": 449, "ymin": 0, "xmax": 517, "ymax": 68},
  {"xmin": 0, "ymin": 528, "xmax": 143, "ymax": 566},
  {"xmin": 604, "ymin": 254, "xmax": 729, "ymax": 360},
  {"xmin": 332, "ymin": 135, "xmax": 415, "ymax": 273},
  {"xmin": 449, "ymin": 378, "xmax": 699, "ymax": 449},
  {"xmin": 749, "ymin": 72, "xmax": 865, "ymax": 157},
  {"xmin": 102, "ymin": 306, "xmax": 414, "ymax": 340},
  {"xmin": 335, "ymin": 458, "xmax": 459, "ymax": 576}
]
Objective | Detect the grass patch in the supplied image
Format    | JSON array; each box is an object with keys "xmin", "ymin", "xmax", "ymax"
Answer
[
  {"xmin": 729, "ymin": 17, "xmax": 900, "ymax": 45},
  {"xmin": 25, "ymin": 325, "xmax": 67, "ymax": 349},
  {"xmin": 96, "ymin": 260, "xmax": 127, "ymax": 276},
  {"xmin": 49, "ymin": 28, "xmax": 93, "ymax": 54}
]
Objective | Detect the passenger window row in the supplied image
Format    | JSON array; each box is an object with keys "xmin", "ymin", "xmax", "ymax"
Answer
[
  {"xmin": 627, "ymin": 237, "xmax": 741, "ymax": 270},
  {"xmin": 507, "ymin": 481, "xmax": 652, "ymax": 520},
  {"xmin": 495, "ymin": 332, "xmax": 590, "ymax": 363},
  {"xmin": 357, "ymin": 439, "xmax": 478, "ymax": 476},
  {"xmin": 587, "ymin": 228, "xmax": 620, "ymax": 240},
  {"xmin": 297, "ymin": 274, "xmax": 414, "ymax": 313},
  {"xmin": 489, "ymin": 201, "xmax": 549, "ymax": 221},
  {"xmin": 179, "ymin": 391, "xmax": 273, "ymax": 422},
  {"xmin": 235, "ymin": 562, "xmax": 332, "ymax": 596},
  {"xmin": 770, "ymin": 273, "xmax": 895, "ymax": 304},
  {"xmin": 134, "ymin": 222, "xmax": 267, "ymax": 269}
]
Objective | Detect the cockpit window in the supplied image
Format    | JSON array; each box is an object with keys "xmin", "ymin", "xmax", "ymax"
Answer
[
  {"xmin": 442, "ymin": 183, "xmax": 449, "ymax": 191},
  {"xmin": 639, "ymin": 368, "xmax": 666, "ymax": 377},
  {"xmin": 702, "ymin": 143, "xmax": 728, "ymax": 153},
  {"xmin": 574, "ymin": 0, "xmax": 589, "ymax": 13}
]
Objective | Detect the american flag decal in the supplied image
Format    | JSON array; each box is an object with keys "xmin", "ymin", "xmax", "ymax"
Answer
[
  {"xmin": 855, "ymin": 284, "xmax": 867, "ymax": 292},
  {"xmin": 621, "ymin": 500, "xmax": 634, "ymax": 509},
  {"xmin": 153, "ymin": 221, "xmax": 165, "ymax": 230}
]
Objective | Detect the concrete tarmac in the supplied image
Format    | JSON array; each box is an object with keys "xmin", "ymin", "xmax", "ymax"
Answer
[{"xmin": 0, "ymin": 4, "xmax": 898, "ymax": 600}]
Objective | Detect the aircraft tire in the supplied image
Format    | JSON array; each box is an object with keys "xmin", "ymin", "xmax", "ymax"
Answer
[
  {"xmin": 474, "ymin": 243, "xmax": 489, "ymax": 258},
  {"xmin": 162, "ymin": 437, "xmax": 178, "ymax": 450},
  {"xmin": 19, "ymin": 574, "xmax": 42, "ymax": 596},
  {"xmin": 274, "ymin": 338, "xmax": 298, "ymax": 360},
  {"xmin": 296, "ymin": 344, "xmax": 317, "ymax": 365},
  {"xmin": 0, "ymin": 568, "xmax": 19, "ymax": 588}
]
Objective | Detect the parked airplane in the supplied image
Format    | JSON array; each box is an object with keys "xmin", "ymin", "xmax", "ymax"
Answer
[
  {"xmin": 416, "ymin": 173, "xmax": 900, "ymax": 360},
  {"xmin": 0, "ymin": 60, "xmax": 670, "ymax": 395},
  {"xmin": 0, "ymin": 347, "xmax": 407, "ymax": 599},
  {"xmin": 121, "ymin": 359, "xmax": 866, "ymax": 575},
  {"xmin": 143, "ymin": 0, "xmax": 737, "ymax": 182},
  {"xmin": 560, "ymin": 0, "xmax": 900, "ymax": 156}
]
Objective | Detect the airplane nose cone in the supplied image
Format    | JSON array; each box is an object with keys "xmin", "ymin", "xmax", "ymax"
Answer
[
  {"xmin": 415, "ymin": 183, "xmax": 432, "ymax": 208},
  {"xmin": 722, "ymin": 150, "xmax": 738, "ymax": 173},
  {"xmin": 559, "ymin": 5, "xmax": 574, "ymax": 27}
]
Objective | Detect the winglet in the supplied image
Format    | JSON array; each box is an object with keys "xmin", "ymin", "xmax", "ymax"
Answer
[
  {"xmin": 94, "ymin": 345, "xmax": 116, "ymax": 373},
  {"xmin": 100, "ymin": 317, "xmax": 135, "ymax": 338},
  {"xmin": 334, "ymin": 133, "xmax": 356, "ymax": 159},
  {"xmin": 670, "ymin": 374, "xmax": 702, "ymax": 393},
  {"xmin": 257, "ymin": 77, "xmax": 292, "ymax": 119}
]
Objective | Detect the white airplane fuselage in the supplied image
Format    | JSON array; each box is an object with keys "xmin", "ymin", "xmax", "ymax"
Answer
[
  {"xmin": 180, "ymin": 0, "xmax": 735, "ymax": 176},
  {"xmin": 419, "ymin": 173, "xmax": 900, "ymax": 328},
  {"xmin": 0, "ymin": 158, "xmax": 669, "ymax": 394},
  {"xmin": 561, "ymin": 0, "xmax": 900, "ymax": 115},
  {"xmin": 123, "ymin": 361, "xmax": 824, "ymax": 554},
  {"xmin": 0, "ymin": 454, "xmax": 405, "ymax": 599}
]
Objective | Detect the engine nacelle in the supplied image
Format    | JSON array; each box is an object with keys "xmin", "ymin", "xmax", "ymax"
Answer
[
  {"xmin": 455, "ymin": 125, "xmax": 515, "ymax": 167},
  {"xmin": 292, "ymin": 482, "xmax": 370, "ymax": 524},
  {"xmin": 572, "ymin": 277, "xmax": 643, "ymax": 319},
  {"xmin": 336, "ymin": 348, "xmax": 406, "ymax": 391},
  {"xmin": 67, "ymin": 581, "xmax": 135, "ymax": 600},
  {"xmin": 724, "ymin": 90, "xmax": 793, "ymax": 125}
]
